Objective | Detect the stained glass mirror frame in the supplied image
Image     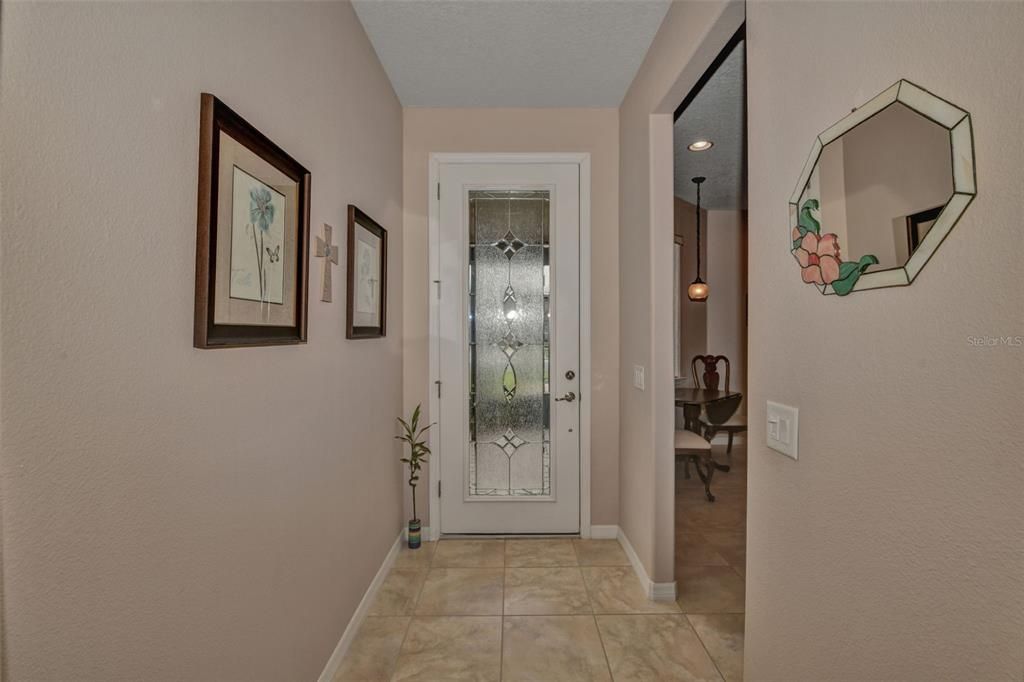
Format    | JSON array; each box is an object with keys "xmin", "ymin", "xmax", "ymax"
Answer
[{"xmin": 788, "ymin": 79, "xmax": 976, "ymax": 296}]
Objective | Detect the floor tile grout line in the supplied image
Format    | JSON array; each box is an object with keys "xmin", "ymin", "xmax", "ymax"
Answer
[
  {"xmin": 386, "ymin": 542, "xmax": 435, "ymax": 681},
  {"xmin": 588, "ymin": 612, "xmax": 616, "ymax": 681},
  {"xmin": 684, "ymin": 613, "xmax": 728, "ymax": 682},
  {"xmin": 387, "ymin": 611, "xmax": 415, "ymax": 682},
  {"xmin": 500, "ymin": 539, "xmax": 505, "ymax": 681}
]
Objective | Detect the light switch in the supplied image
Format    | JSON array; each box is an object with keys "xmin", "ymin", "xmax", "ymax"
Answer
[
  {"xmin": 633, "ymin": 365, "xmax": 645, "ymax": 391},
  {"xmin": 766, "ymin": 401, "xmax": 798, "ymax": 459}
]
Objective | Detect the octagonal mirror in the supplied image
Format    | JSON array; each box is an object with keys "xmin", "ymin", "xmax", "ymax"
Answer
[{"xmin": 789, "ymin": 80, "xmax": 975, "ymax": 296}]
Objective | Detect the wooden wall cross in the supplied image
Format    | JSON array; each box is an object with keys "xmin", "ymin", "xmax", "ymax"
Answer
[{"xmin": 315, "ymin": 223, "xmax": 339, "ymax": 302}]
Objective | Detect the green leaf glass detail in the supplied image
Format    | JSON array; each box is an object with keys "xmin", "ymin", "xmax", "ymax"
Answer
[{"xmin": 831, "ymin": 255, "xmax": 880, "ymax": 296}]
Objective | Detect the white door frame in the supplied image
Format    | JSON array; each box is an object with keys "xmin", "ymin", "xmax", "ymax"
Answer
[{"xmin": 428, "ymin": 152, "xmax": 592, "ymax": 539}]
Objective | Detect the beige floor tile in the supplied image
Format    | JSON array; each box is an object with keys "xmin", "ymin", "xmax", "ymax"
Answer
[
  {"xmin": 415, "ymin": 567, "xmax": 504, "ymax": 615},
  {"xmin": 506, "ymin": 538, "xmax": 578, "ymax": 566},
  {"xmin": 676, "ymin": 535, "xmax": 730, "ymax": 567},
  {"xmin": 596, "ymin": 614, "xmax": 722, "ymax": 681},
  {"xmin": 505, "ymin": 567, "xmax": 592, "ymax": 615},
  {"xmin": 502, "ymin": 616, "xmax": 611, "ymax": 681},
  {"xmin": 688, "ymin": 614, "xmax": 745, "ymax": 682},
  {"xmin": 392, "ymin": 616, "xmax": 501, "ymax": 682},
  {"xmin": 367, "ymin": 568, "xmax": 427, "ymax": 616},
  {"xmin": 333, "ymin": 616, "xmax": 410, "ymax": 682},
  {"xmin": 581, "ymin": 567, "xmax": 681, "ymax": 614},
  {"xmin": 676, "ymin": 565, "xmax": 745, "ymax": 614},
  {"xmin": 432, "ymin": 539, "xmax": 505, "ymax": 567},
  {"xmin": 677, "ymin": 504, "xmax": 745, "ymax": 533},
  {"xmin": 392, "ymin": 540, "xmax": 437, "ymax": 569},
  {"xmin": 702, "ymin": 532, "xmax": 746, "ymax": 575},
  {"xmin": 572, "ymin": 539, "xmax": 630, "ymax": 566}
]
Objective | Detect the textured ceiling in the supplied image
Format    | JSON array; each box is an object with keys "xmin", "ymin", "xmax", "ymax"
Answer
[
  {"xmin": 352, "ymin": 0, "xmax": 672, "ymax": 107},
  {"xmin": 674, "ymin": 39, "xmax": 745, "ymax": 210}
]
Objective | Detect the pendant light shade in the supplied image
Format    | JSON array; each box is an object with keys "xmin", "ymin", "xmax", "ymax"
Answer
[
  {"xmin": 687, "ymin": 279, "xmax": 709, "ymax": 301},
  {"xmin": 688, "ymin": 176, "xmax": 709, "ymax": 302}
]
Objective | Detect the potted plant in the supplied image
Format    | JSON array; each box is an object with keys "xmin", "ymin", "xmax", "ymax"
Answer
[{"xmin": 396, "ymin": 404, "xmax": 433, "ymax": 549}]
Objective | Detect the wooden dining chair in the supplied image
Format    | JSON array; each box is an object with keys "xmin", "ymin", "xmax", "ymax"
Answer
[
  {"xmin": 674, "ymin": 428, "xmax": 715, "ymax": 502},
  {"xmin": 691, "ymin": 354, "xmax": 747, "ymax": 457},
  {"xmin": 676, "ymin": 393, "xmax": 740, "ymax": 502}
]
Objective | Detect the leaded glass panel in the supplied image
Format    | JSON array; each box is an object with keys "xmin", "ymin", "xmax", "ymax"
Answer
[{"xmin": 468, "ymin": 190, "xmax": 551, "ymax": 497}]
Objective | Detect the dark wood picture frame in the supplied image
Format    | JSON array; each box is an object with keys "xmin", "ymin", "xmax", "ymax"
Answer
[
  {"xmin": 194, "ymin": 93, "xmax": 311, "ymax": 348},
  {"xmin": 346, "ymin": 205, "xmax": 387, "ymax": 339}
]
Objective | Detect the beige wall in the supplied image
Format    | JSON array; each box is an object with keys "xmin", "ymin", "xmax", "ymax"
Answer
[
  {"xmin": 402, "ymin": 108, "xmax": 620, "ymax": 528},
  {"xmin": 0, "ymin": 2, "xmax": 403, "ymax": 679},
  {"xmin": 674, "ymin": 197, "xmax": 707, "ymax": 380},
  {"xmin": 705, "ymin": 209, "xmax": 746, "ymax": 396},
  {"xmin": 745, "ymin": 1, "xmax": 1024, "ymax": 679},
  {"xmin": 619, "ymin": 0, "xmax": 744, "ymax": 582}
]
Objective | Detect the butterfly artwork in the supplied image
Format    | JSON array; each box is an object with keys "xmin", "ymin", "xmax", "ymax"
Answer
[{"xmin": 229, "ymin": 167, "xmax": 285, "ymax": 305}]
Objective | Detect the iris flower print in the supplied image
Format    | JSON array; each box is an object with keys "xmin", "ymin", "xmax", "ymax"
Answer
[
  {"xmin": 248, "ymin": 184, "xmax": 278, "ymax": 302},
  {"xmin": 250, "ymin": 186, "xmax": 276, "ymax": 233}
]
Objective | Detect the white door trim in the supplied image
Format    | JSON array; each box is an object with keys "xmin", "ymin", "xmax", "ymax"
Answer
[{"xmin": 428, "ymin": 152, "xmax": 592, "ymax": 539}]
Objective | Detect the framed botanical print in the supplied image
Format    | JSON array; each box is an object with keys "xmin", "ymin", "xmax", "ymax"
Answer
[
  {"xmin": 194, "ymin": 93, "xmax": 311, "ymax": 348},
  {"xmin": 346, "ymin": 205, "xmax": 387, "ymax": 339}
]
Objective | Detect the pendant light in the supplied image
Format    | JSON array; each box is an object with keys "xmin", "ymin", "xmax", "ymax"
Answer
[{"xmin": 687, "ymin": 176, "xmax": 709, "ymax": 302}]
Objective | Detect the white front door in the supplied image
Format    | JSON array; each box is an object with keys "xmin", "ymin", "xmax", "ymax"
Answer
[{"xmin": 437, "ymin": 160, "xmax": 581, "ymax": 534}]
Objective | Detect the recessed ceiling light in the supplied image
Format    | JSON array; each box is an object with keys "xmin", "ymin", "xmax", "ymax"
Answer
[{"xmin": 688, "ymin": 140, "xmax": 713, "ymax": 152}]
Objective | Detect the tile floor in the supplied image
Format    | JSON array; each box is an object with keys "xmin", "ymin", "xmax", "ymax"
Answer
[
  {"xmin": 335, "ymin": 445, "xmax": 746, "ymax": 682},
  {"xmin": 675, "ymin": 443, "xmax": 747, "ymax": 681}
]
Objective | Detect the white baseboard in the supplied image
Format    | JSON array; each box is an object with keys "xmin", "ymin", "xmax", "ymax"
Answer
[
  {"xmin": 318, "ymin": 531, "xmax": 403, "ymax": 682},
  {"xmin": 616, "ymin": 527, "xmax": 677, "ymax": 602},
  {"xmin": 589, "ymin": 524, "xmax": 619, "ymax": 540}
]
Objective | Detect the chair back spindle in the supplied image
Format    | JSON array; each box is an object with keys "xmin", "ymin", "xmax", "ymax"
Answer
[{"xmin": 691, "ymin": 354, "xmax": 732, "ymax": 392}]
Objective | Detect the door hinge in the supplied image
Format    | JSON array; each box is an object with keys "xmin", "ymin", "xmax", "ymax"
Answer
[
  {"xmin": 438, "ymin": 480, "xmax": 441, "ymax": 497},
  {"xmin": 437, "ymin": 183, "xmax": 440, "ymax": 200},
  {"xmin": 433, "ymin": 279, "xmax": 441, "ymax": 299},
  {"xmin": 435, "ymin": 380, "xmax": 442, "ymax": 398}
]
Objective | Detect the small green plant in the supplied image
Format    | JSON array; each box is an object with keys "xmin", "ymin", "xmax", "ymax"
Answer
[{"xmin": 396, "ymin": 404, "xmax": 433, "ymax": 522}]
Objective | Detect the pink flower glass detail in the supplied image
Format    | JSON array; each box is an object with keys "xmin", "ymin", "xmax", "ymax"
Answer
[{"xmin": 794, "ymin": 232, "xmax": 842, "ymax": 285}]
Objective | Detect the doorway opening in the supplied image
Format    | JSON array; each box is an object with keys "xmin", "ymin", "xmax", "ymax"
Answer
[{"xmin": 671, "ymin": 20, "xmax": 749, "ymax": 649}]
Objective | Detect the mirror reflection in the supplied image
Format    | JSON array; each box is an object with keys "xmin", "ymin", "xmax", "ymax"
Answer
[{"xmin": 799, "ymin": 102, "xmax": 953, "ymax": 275}]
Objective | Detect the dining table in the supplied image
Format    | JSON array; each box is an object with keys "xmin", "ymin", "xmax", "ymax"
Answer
[
  {"xmin": 675, "ymin": 386, "xmax": 743, "ymax": 436},
  {"xmin": 675, "ymin": 384, "xmax": 744, "ymax": 500}
]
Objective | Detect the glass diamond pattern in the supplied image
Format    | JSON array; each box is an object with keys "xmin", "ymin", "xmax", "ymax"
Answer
[
  {"xmin": 495, "ymin": 428, "xmax": 525, "ymax": 456},
  {"xmin": 500, "ymin": 330, "xmax": 523, "ymax": 358},
  {"xmin": 494, "ymin": 230, "xmax": 525, "ymax": 260}
]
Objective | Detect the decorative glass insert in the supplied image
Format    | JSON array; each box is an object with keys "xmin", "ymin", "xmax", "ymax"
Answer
[{"xmin": 468, "ymin": 190, "xmax": 551, "ymax": 497}]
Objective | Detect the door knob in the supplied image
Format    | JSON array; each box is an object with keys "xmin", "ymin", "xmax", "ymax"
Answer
[{"xmin": 555, "ymin": 391, "xmax": 576, "ymax": 403}]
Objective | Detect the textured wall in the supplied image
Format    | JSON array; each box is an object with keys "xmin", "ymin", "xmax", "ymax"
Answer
[
  {"xmin": 704, "ymin": 210, "xmax": 746, "ymax": 396},
  {"xmin": 674, "ymin": 198, "xmax": 708, "ymax": 379},
  {"xmin": 0, "ymin": 2, "xmax": 403, "ymax": 679},
  {"xmin": 618, "ymin": 0, "xmax": 743, "ymax": 582},
  {"xmin": 402, "ymin": 108, "xmax": 620, "ymax": 528},
  {"xmin": 745, "ymin": 1, "xmax": 1024, "ymax": 678}
]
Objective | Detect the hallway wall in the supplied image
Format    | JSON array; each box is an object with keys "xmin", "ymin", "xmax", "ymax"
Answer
[
  {"xmin": 704, "ymin": 209, "xmax": 746, "ymax": 397},
  {"xmin": 674, "ymin": 197, "xmax": 708, "ymax": 377},
  {"xmin": 0, "ymin": 2, "xmax": 403, "ymax": 679},
  {"xmin": 745, "ymin": 2, "xmax": 1023, "ymax": 678},
  {"xmin": 618, "ymin": 0, "xmax": 744, "ymax": 584},
  {"xmin": 402, "ymin": 108, "xmax": 621, "ymax": 529}
]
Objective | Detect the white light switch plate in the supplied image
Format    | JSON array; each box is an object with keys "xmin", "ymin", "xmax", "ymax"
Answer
[
  {"xmin": 633, "ymin": 365, "xmax": 645, "ymax": 390},
  {"xmin": 766, "ymin": 401, "xmax": 799, "ymax": 459}
]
